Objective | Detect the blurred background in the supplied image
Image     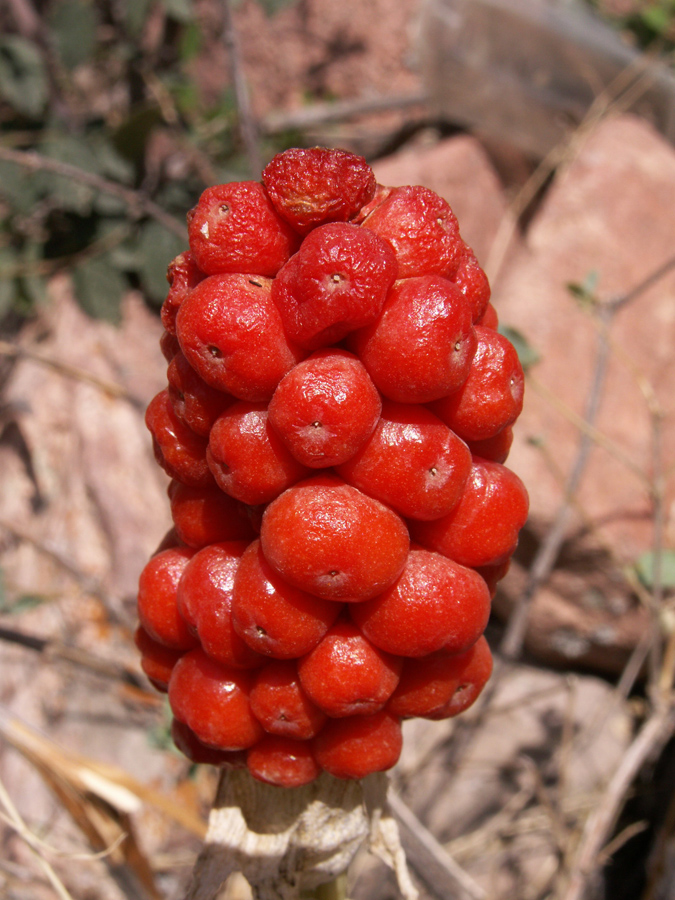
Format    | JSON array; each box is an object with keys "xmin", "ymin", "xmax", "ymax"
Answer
[{"xmin": 0, "ymin": 0, "xmax": 674, "ymax": 898}]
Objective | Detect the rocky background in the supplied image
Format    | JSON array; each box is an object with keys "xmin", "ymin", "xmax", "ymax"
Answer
[{"xmin": 1, "ymin": 1, "xmax": 674, "ymax": 899}]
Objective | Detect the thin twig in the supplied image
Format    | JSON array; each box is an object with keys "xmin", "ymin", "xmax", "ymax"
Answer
[
  {"xmin": 0, "ymin": 624, "xmax": 147, "ymax": 691},
  {"xmin": 0, "ymin": 339, "xmax": 144, "ymax": 409},
  {"xmin": 500, "ymin": 242, "xmax": 675, "ymax": 662},
  {"xmin": 0, "ymin": 518, "xmax": 124, "ymax": 620},
  {"xmin": 221, "ymin": 0, "xmax": 262, "ymax": 176},
  {"xmin": 562, "ymin": 701, "xmax": 675, "ymax": 900},
  {"xmin": 0, "ymin": 145, "xmax": 186, "ymax": 240},
  {"xmin": 260, "ymin": 91, "xmax": 429, "ymax": 135},
  {"xmin": 387, "ymin": 789, "xmax": 487, "ymax": 900}
]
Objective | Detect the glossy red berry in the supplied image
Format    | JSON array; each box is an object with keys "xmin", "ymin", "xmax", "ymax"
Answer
[
  {"xmin": 260, "ymin": 474, "xmax": 410, "ymax": 602},
  {"xmin": 298, "ymin": 617, "xmax": 402, "ymax": 718},
  {"xmin": 176, "ymin": 274, "xmax": 304, "ymax": 401},
  {"xmin": 250, "ymin": 659, "xmax": 327, "ymax": 740},
  {"xmin": 187, "ymin": 181, "xmax": 299, "ymax": 277},
  {"xmin": 267, "ymin": 349, "xmax": 382, "ymax": 468},
  {"xmin": 247, "ymin": 735, "xmax": 320, "ymax": 787},
  {"xmin": 312, "ymin": 710, "xmax": 403, "ymax": 780},
  {"xmin": 137, "ymin": 547, "xmax": 198, "ymax": 651},
  {"xmin": 176, "ymin": 541, "xmax": 263, "ymax": 668},
  {"xmin": 351, "ymin": 275, "xmax": 477, "ymax": 403},
  {"xmin": 410, "ymin": 457, "xmax": 529, "ymax": 568},
  {"xmin": 351, "ymin": 548, "xmax": 491, "ymax": 658},
  {"xmin": 271, "ymin": 222, "xmax": 397, "ymax": 349},
  {"xmin": 336, "ymin": 401, "xmax": 472, "ymax": 521},
  {"xmin": 231, "ymin": 539, "xmax": 342, "ymax": 659},
  {"xmin": 207, "ymin": 402, "xmax": 309, "ymax": 505},
  {"xmin": 169, "ymin": 648, "xmax": 264, "ymax": 750}
]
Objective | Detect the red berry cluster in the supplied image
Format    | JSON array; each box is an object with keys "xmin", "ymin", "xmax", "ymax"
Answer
[{"xmin": 136, "ymin": 147, "xmax": 529, "ymax": 788}]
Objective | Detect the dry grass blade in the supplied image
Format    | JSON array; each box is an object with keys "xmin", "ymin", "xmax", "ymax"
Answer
[
  {"xmin": 0, "ymin": 775, "xmax": 76, "ymax": 900},
  {"xmin": 0, "ymin": 709, "xmax": 207, "ymax": 899}
]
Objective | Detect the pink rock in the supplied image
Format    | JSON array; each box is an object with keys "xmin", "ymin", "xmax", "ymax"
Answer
[{"xmin": 493, "ymin": 115, "xmax": 675, "ymax": 670}]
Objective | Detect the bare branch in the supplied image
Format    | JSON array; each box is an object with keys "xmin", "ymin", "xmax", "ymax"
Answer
[
  {"xmin": 221, "ymin": 0, "xmax": 262, "ymax": 177},
  {"xmin": 562, "ymin": 702, "xmax": 675, "ymax": 900},
  {"xmin": 0, "ymin": 145, "xmax": 187, "ymax": 240}
]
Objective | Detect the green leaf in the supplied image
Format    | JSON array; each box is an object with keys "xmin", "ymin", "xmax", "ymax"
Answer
[
  {"xmin": 567, "ymin": 269, "xmax": 600, "ymax": 308},
  {"xmin": 0, "ymin": 159, "xmax": 40, "ymax": 212},
  {"xmin": 179, "ymin": 21, "xmax": 202, "ymax": 62},
  {"xmin": 138, "ymin": 221, "xmax": 186, "ymax": 305},
  {"xmin": 634, "ymin": 550, "xmax": 675, "ymax": 590},
  {"xmin": 72, "ymin": 256, "xmax": 127, "ymax": 323},
  {"xmin": 0, "ymin": 36, "xmax": 48, "ymax": 118},
  {"xmin": 126, "ymin": 0, "xmax": 155, "ymax": 38},
  {"xmin": 112, "ymin": 104, "xmax": 163, "ymax": 164},
  {"xmin": 17, "ymin": 243, "xmax": 47, "ymax": 311},
  {"xmin": 161, "ymin": 0, "xmax": 193, "ymax": 22},
  {"xmin": 253, "ymin": 0, "xmax": 298, "ymax": 15},
  {"xmin": 641, "ymin": 6, "xmax": 672, "ymax": 34},
  {"xmin": 498, "ymin": 325, "xmax": 540, "ymax": 370},
  {"xmin": 36, "ymin": 135, "xmax": 102, "ymax": 215},
  {"xmin": 8, "ymin": 594, "xmax": 46, "ymax": 615},
  {"xmin": 0, "ymin": 247, "xmax": 19, "ymax": 319},
  {"xmin": 49, "ymin": 0, "xmax": 98, "ymax": 69}
]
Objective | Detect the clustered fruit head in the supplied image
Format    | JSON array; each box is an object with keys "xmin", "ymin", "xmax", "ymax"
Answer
[{"xmin": 138, "ymin": 146, "xmax": 529, "ymax": 788}]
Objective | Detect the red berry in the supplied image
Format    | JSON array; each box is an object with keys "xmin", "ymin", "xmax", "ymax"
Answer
[
  {"xmin": 271, "ymin": 222, "xmax": 397, "ymax": 350},
  {"xmin": 336, "ymin": 401, "xmax": 472, "ymax": 521},
  {"xmin": 451, "ymin": 249, "xmax": 491, "ymax": 322},
  {"xmin": 168, "ymin": 480, "xmax": 256, "ymax": 549},
  {"xmin": 167, "ymin": 351, "xmax": 234, "ymax": 437},
  {"xmin": 231, "ymin": 539, "xmax": 342, "ymax": 659},
  {"xmin": 247, "ymin": 735, "xmax": 320, "ymax": 787},
  {"xmin": 410, "ymin": 458, "xmax": 529, "ymax": 568},
  {"xmin": 145, "ymin": 388, "xmax": 213, "ymax": 488},
  {"xmin": 351, "ymin": 184, "xmax": 395, "ymax": 225},
  {"xmin": 137, "ymin": 547, "xmax": 198, "ymax": 650},
  {"xmin": 171, "ymin": 718, "xmax": 247, "ymax": 768},
  {"xmin": 260, "ymin": 474, "xmax": 410, "ymax": 602},
  {"xmin": 267, "ymin": 349, "xmax": 382, "ymax": 468},
  {"xmin": 134, "ymin": 625, "xmax": 184, "ymax": 692},
  {"xmin": 351, "ymin": 548, "xmax": 491, "ymax": 658},
  {"xmin": 176, "ymin": 541, "xmax": 264, "ymax": 669},
  {"xmin": 312, "ymin": 710, "xmax": 402, "ymax": 779},
  {"xmin": 475, "ymin": 302, "xmax": 499, "ymax": 330},
  {"xmin": 176, "ymin": 274, "xmax": 304, "ymax": 401},
  {"xmin": 262, "ymin": 146, "xmax": 377, "ymax": 233},
  {"xmin": 361, "ymin": 185, "xmax": 465, "ymax": 278},
  {"xmin": 298, "ymin": 617, "xmax": 402, "ymax": 718},
  {"xmin": 475, "ymin": 557, "xmax": 512, "ymax": 599},
  {"xmin": 169, "ymin": 648, "xmax": 264, "ymax": 750},
  {"xmin": 187, "ymin": 181, "xmax": 299, "ymax": 277},
  {"xmin": 388, "ymin": 635, "xmax": 493, "ymax": 719},
  {"xmin": 207, "ymin": 402, "xmax": 310, "ymax": 505},
  {"xmin": 431, "ymin": 326, "xmax": 524, "ymax": 442},
  {"xmin": 160, "ymin": 329, "xmax": 181, "ymax": 363},
  {"xmin": 467, "ymin": 426, "xmax": 514, "ymax": 464},
  {"xmin": 350, "ymin": 275, "xmax": 477, "ymax": 403},
  {"xmin": 424, "ymin": 636, "xmax": 494, "ymax": 720},
  {"xmin": 250, "ymin": 659, "xmax": 327, "ymax": 740},
  {"xmin": 161, "ymin": 251, "xmax": 206, "ymax": 335}
]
